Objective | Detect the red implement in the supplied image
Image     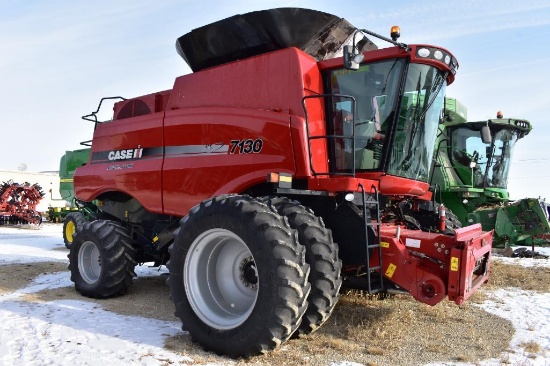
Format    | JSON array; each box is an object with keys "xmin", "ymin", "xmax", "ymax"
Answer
[
  {"xmin": 0, "ymin": 180, "xmax": 44, "ymax": 225},
  {"xmin": 376, "ymin": 223, "xmax": 492, "ymax": 306}
]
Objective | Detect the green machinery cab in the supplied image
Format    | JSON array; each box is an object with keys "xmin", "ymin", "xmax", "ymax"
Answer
[{"xmin": 431, "ymin": 98, "xmax": 549, "ymax": 247}]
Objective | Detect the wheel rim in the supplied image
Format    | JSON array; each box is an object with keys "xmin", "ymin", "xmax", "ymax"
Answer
[
  {"xmin": 65, "ymin": 221, "xmax": 76, "ymax": 243},
  {"xmin": 78, "ymin": 240, "xmax": 101, "ymax": 284},
  {"xmin": 184, "ymin": 229, "xmax": 258, "ymax": 329}
]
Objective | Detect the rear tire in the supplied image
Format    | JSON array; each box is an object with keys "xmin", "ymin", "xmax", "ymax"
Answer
[
  {"xmin": 63, "ymin": 212, "xmax": 87, "ymax": 249},
  {"xmin": 68, "ymin": 220, "xmax": 137, "ymax": 298},
  {"xmin": 168, "ymin": 195, "xmax": 310, "ymax": 358},
  {"xmin": 262, "ymin": 196, "xmax": 342, "ymax": 337}
]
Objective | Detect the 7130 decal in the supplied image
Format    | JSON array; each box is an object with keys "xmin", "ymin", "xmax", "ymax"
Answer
[{"xmin": 229, "ymin": 139, "xmax": 263, "ymax": 154}]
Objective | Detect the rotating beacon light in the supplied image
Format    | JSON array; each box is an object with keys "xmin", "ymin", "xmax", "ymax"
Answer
[{"xmin": 390, "ymin": 26, "xmax": 400, "ymax": 41}]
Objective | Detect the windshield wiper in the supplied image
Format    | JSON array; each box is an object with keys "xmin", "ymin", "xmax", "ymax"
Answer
[
  {"xmin": 401, "ymin": 70, "xmax": 447, "ymax": 171},
  {"xmin": 419, "ymin": 70, "xmax": 446, "ymax": 121},
  {"xmin": 401, "ymin": 73, "xmax": 423, "ymax": 170}
]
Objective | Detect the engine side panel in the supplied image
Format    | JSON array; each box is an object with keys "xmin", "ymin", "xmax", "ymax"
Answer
[{"xmin": 162, "ymin": 107, "xmax": 295, "ymax": 216}]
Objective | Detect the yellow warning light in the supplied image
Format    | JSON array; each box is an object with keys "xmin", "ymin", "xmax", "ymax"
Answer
[
  {"xmin": 496, "ymin": 111, "xmax": 503, "ymax": 119},
  {"xmin": 390, "ymin": 26, "xmax": 401, "ymax": 41}
]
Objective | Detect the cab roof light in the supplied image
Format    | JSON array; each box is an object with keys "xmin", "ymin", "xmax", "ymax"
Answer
[
  {"xmin": 514, "ymin": 120, "xmax": 529, "ymax": 129},
  {"xmin": 417, "ymin": 47, "xmax": 459, "ymax": 74}
]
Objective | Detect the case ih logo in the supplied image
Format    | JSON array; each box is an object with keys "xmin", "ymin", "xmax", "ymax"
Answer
[{"xmin": 108, "ymin": 148, "xmax": 143, "ymax": 161}]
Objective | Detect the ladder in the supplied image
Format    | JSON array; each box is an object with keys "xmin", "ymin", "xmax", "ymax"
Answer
[{"xmin": 359, "ymin": 183, "xmax": 384, "ymax": 293}]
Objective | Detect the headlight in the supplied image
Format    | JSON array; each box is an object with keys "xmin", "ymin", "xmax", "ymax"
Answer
[
  {"xmin": 416, "ymin": 46, "xmax": 459, "ymax": 75},
  {"xmin": 417, "ymin": 48, "xmax": 430, "ymax": 57}
]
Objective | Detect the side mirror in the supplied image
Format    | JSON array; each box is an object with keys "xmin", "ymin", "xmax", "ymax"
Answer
[
  {"xmin": 343, "ymin": 45, "xmax": 360, "ymax": 70},
  {"xmin": 481, "ymin": 125, "xmax": 492, "ymax": 144}
]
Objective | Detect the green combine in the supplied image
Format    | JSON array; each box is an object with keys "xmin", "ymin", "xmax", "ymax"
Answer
[
  {"xmin": 47, "ymin": 147, "xmax": 97, "ymax": 248},
  {"xmin": 431, "ymin": 98, "xmax": 550, "ymax": 248}
]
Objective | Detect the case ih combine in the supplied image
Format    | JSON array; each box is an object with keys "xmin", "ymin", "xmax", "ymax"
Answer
[{"xmin": 68, "ymin": 8, "xmax": 493, "ymax": 357}]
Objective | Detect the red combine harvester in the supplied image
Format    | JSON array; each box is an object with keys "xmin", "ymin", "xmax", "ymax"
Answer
[
  {"xmin": 69, "ymin": 8, "xmax": 493, "ymax": 357},
  {"xmin": 0, "ymin": 180, "xmax": 44, "ymax": 226}
]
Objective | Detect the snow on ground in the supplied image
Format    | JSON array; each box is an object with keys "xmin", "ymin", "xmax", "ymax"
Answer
[{"xmin": 0, "ymin": 224, "xmax": 549, "ymax": 365}]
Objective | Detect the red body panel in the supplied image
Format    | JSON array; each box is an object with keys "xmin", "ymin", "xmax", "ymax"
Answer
[
  {"xmin": 74, "ymin": 110, "xmax": 165, "ymax": 212},
  {"xmin": 306, "ymin": 174, "xmax": 430, "ymax": 196},
  {"xmin": 161, "ymin": 107, "xmax": 295, "ymax": 216},
  {"xmin": 74, "ymin": 48, "xmax": 326, "ymax": 216}
]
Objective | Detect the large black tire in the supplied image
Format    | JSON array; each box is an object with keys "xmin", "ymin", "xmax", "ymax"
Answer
[
  {"xmin": 261, "ymin": 196, "xmax": 342, "ymax": 337},
  {"xmin": 63, "ymin": 212, "xmax": 87, "ymax": 249},
  {"xmin": 68, "ymin": 220, "xmax": 137, "ymax": 298},
  {"xmin": 168, "ymin": 195, "xmax": 310, "ymax": 358},
  {"xmin": 444, "ymin": 208, "xmax": 462, "ymax": 231}
]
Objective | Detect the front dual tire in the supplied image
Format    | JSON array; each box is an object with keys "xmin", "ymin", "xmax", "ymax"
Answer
[{"xmin": 168, "ymin": 195, "xmax": 311, "ymax": 358}]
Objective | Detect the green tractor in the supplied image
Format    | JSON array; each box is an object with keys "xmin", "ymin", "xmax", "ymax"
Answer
[
  {"xmin": 47, "ymin": 147, "xmax": 98, "ymax": 248},
  {"xmin": 431, "ymin": 98, "xmax": 550, "ymax": 248}
]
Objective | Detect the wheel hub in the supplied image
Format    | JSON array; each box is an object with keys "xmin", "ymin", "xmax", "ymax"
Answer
[{"xmin": 239, "ymin": 256, "xmax": 258, "ymax": 288}]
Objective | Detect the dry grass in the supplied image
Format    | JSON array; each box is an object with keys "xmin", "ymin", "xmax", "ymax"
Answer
[
  {"xmin": 520, "ymin": 340, "xmax": 541, "ymax": 354},
  {"xmin": 488, "ymin": 260, "xmax": 550, "ymax": 292},
  {"xmin": 165, "ymin": 290, "xmax": 511, "ymax": 366},
  {"xmin": 1, "ymin": 256, "xmax": 548, "ymax": 365}
]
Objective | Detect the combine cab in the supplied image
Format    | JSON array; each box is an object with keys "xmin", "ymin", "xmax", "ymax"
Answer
[
  {"xmin": 0, "ymin": 180, "xmax": 44, "ymax": 226},
  {"xmin": 432, "ymin": 98, "xmax": 550, "ymax": 248},
  {"xmin": 68, "ymin": 8, "xmax": 493, "ymax": 357}
]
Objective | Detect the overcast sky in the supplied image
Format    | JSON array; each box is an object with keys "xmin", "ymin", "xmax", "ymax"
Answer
[{"xmin": 1, "ymin": 0, "xmax": 549, "ymax": 200}]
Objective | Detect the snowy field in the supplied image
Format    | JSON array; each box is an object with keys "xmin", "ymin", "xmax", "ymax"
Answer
[{"xmin": 0, "ymin": 223, "xmax": 549, "ymax": 366}]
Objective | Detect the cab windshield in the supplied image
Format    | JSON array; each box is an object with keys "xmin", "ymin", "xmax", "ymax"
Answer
[
  {"xmin": 387, "ymin": 64, "xmax": 446, "ymax": 181},
  {"xmin": 326, "ymin": 61, "xmax": 447, "ymax": 182},
  {"xmin": 450, "ymin": 128, "xmax": 519, "ymax": 189}
]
